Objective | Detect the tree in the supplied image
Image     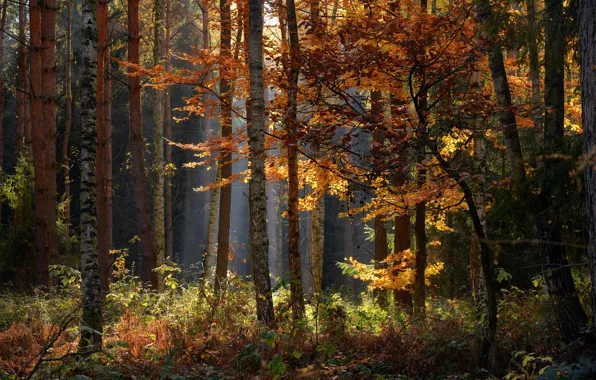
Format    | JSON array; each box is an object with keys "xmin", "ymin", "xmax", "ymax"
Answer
[
  {"xmin": 0, "ymin": 0, "xmax": 7, "ymax": 225},
  {"xmin": 96, "ymin": 0, "xmax": 109, "ymax": 291},
  {"xmin": 286, "ymin": 0, "xmax": 305, "ymax": 320},
  {"xmin": 581, "ymin": 0, "xmax": 596, "ymax": 331},
  {"xmin": 17, "ymin": 0, "xmax": 28, "ymax": 154},
  {"xmin": 128, "ymin": 0, "xmax": 158, "ymax": 288},
  {"xmin": 62, "ymin": 0, "xmax": 72, "ymax": 240},
  {"xmin": 538, "ymin": 0, "xmax": 590, "ymax": 345},
  {"xmin": 165, "ymin": 0, "xmax": 173, "ymax": 261},
  {"xmin": 475, "ymin": 0, "xmax": 525, "ymax": 183},
  {"xmin": 153, "ymin": 0, "xmax": 166, "ymax": 290},
  {"xmin": 79, "ymin": 0, "xmax": 103, "ymax": 350},
  {"xmin": 30, "ymin": 0, "xmax": 50, "ymax": 287},
  {"xmin": 214, "ymin": 0, "xmax": 233, "ymax": 293},
  {"xmin": 248, "ymin": 0, "xmax": 275, "ymax": 326},
  {"xmin": 41, "ymin": 0, "xmax": 58, "ymax": 266}
]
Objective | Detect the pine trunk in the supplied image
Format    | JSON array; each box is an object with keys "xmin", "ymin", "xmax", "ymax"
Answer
[
  {"xmin": 79, "ymin": 0, "xmax": 103, "ymax": 350},
  {"xmin": 30, "ymin": 0, "xmax": 50, "ymax": 287},
  {"xmin": 105, "ymin": 43, "xmax": 113, "ymax": 252},
  {"xmin": 17, "ymin": 0, "xmax": 27, "ymax": 154},
  {"xmin": 96, "ymin": 0, "xmax": 109, "ymax": 292},
  {"xmin": 0, "ymin": 0, "xmax": 7, "ymax": 226},
  {"xmin": 41, "ymin": 0, "xmax": 57, "ymax": 266},
  {"xmin": 527, "ymin": 0, "xmax": 542, "ymax": 144},
  {"xmin": 62, "ymin": 0, "xmax": 72, "ymax": 240},
  {"xmin": 128, "ymin": 0, "xmax": 158, "ymax": 288}
]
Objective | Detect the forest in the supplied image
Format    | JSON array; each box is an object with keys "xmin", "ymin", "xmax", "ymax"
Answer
[{"xmin": 0, "ymin": 0, "xmax": 595, "ymax": 377}]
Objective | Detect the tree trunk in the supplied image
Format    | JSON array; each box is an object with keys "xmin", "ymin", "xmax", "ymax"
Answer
[
  {"xmin": 128, "ymin": 0, "xmax": 157, "ymax": 288},
  {"xmin": 413, "ymin": 197, "xmax": 426, "ymax": 319},
  {"xmin": 62, "ymin": 0, "xmax": 72, "ymax": 240},
  {"xmin": 470, "ymin": 131, "xmax": 487, "ymax": 303},
  {"xmin": 581, "ymin": 0, "xmax": 596, "ymax": 331},
  {"xmin": 17, "ymin": 0, "xmax": 27, "ymax": 154},
  {"xmin": 431, "ymin": 143, "xmax": 497, "ymax": 369},
  {"xmin": 539, "ymin": 0, "xmax": 589, "ymax": 346},
  {"xmin": 475, "ymin": 0, "xmax": 525, "ymax": 184},
  {"xmin": 371, "ymin": 90, "xmax": 388, "ymax": 307},
  {"xmin": 214, "ymin": 0, "xmax": 233, "ymax": 293},
  {"xmin": 527, "ymin": 0, "xmax": 542, "ymax": 144},
  {"xmin": 96, "ymin": 0, "xmax": 109, "ymax": 292},
  {"xmin": 79, "ymin": 0, "xmax": 103, "ymax": 350},
  {"xmin": 152, "ymin": 0, "xmax": 166, "ymax": 290},
  {"xmin": 311, "ymin": 194, "xmax": 324, "ymax": 295},
  {"xmin": 286, "ymin": 0, "xmax": 305, "ymax": 320},
  {"xmin": 41, "ymin": 0, "xmax": 57, "ymax": 265},
  {"xmin": 0, "ymin": 0, "xmax": 7, "ymax": 226},
  {"xmin": 248, "ymin": 0, "xmax": 275, "ymax": 325},
  {"xmin": 105, "ymin": 40, "xmax": 113, "ymax": 252},
  {"xmin": 165, "ymin": 0, "xmax": 173, "ymax": 261},
  {"xmin": 30, "ymin": 0, "xmax": 50, "ymax": 287}
]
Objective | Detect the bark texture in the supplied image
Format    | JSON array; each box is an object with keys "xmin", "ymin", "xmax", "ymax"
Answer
[
  {"xmin": 17, "ymin": 0, "xmax": 27, "ymax": 154},
  {"xmin": 79, "ymin": 0, "xmax": 103, "ymax": 350},
  {"xmin": 128, "ymin": 0, "xmax": 158, "ymax": 288},
  {"xmin": 248, "ymin": 0, "xmax": 275, "ymax": 326}
]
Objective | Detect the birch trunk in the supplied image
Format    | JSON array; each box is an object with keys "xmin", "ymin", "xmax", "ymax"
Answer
[{"xmin": 79, "ymin": 0, "xmax": 103, "ymax": 349}]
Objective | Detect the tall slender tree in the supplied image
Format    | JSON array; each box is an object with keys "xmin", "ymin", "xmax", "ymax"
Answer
[
  {"xmin": 248, "ymin": 0, "xmax": 275, "ymax": 326},
  {"xmin": 128, "ymin": 0, "xmax": 158, "ymax": 288},
  {"xmin": 30, "ymin": 0, "xmax": 50, "ymax": 287},
  {"xmin": 0, "ymin": 0, "xmax": 7, "ymax": 225},
  {"xmin": 79, "ymin": 0, "xmax": 103, "ymax": 350},
  {"xmin": 17, "ymin": 0, "xmax": 28, "ymax": 154},
  {"xmin": 96, "ymin": 0, "xmax": 109, "ymax": 291},
  {"xmin": 538, "ymin": 0, "xmax": 589, "ymax": 345},
  {"xmin": 164, "ymin": 0, "xmax": 173, "ymax": 261},
  {"xmin": 41, "ymin": 0, "xmax": 58, "ymax": 265},
  {"xmin": 153, "ymin": 0, "xmax": 166, "ymax": 290},
  {"xmin": 286, "ymin": 0, "xmax": 305, "ymax": 319},
  {"xmin": 214, "ymin": 0, "xmax": 233, "ymax": 293},
  {"xmin": 62, "ymin": 0, "xmax": 73, "ymax": 240}
]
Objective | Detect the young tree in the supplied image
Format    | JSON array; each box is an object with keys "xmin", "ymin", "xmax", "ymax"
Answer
[
  {"xmin": 286, "ymin": 0, "xmax": 305, "ymax": 320},
  {"xmin": 165, "ymin": 0, "xmax": 173, "ymax": 261},
  {"xmin": 128, "ymin": 0, "xmax": 158, "ymax": 288},
  {"xmin": 79, "ymin": 0, "xmax": 103, "ymax": 350},
  {"xmin": 215, "ymin": 0, "xmax": 233, "ymax": 293},
  {"xmin": 581, "ymin": 0, "xmax": 596, "ymax": 331},
  {"xmin": 153, "ymin": 0, "xmax": 166, "ymax": 289},
  {"xmin": 248, "ymin": 0, "xmax": 275, "ymax": 326}
]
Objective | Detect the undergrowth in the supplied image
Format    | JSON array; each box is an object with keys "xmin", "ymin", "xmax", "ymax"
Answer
[{"xmin": 0, "ymin": 265, "xmax": 593, "ymax": 379}]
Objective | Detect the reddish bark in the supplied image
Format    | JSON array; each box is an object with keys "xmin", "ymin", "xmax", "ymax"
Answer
[{"xmin": 128, "ymin": 0, "xmax": 158, "ymax": 288}]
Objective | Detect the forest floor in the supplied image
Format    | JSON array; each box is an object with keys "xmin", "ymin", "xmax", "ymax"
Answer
[{"xmin": 0, "ymin": 270, "xmax": 592, "ymax": 379}]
